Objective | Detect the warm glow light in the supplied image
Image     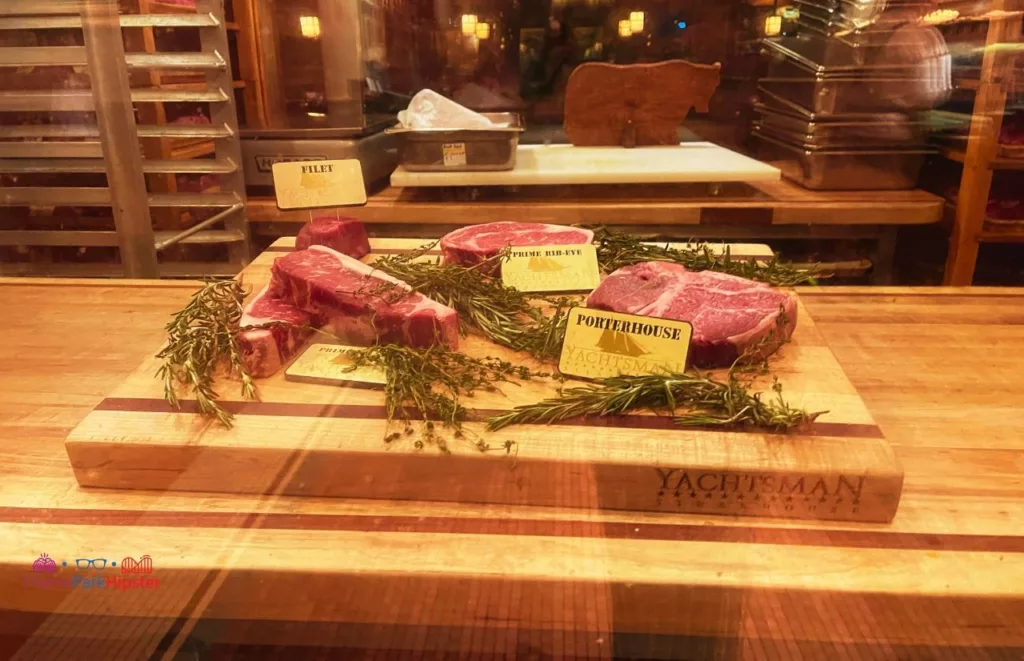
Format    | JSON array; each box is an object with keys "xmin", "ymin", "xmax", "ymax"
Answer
[
  {"xmin": 764, "ymin": 15, "xmax": 782, "ymax": 36},
  {"xmin": 475, "ymin": 22, "xmax": 491, "ymax": 39},
  {"xmin": 629, "ymin": 10, "xmax": 644, "ymax": 33},
  {"xmin": 299, "ymin": 15, "xmax": 321, "ymax": 39},
  {"xmin": 461, "ymin": 14, "xmax": 478, "ymax": 35},
  {"xmin": 618, "ymin": 19, "xmax": 632, "ymax": 37},
  {"xmin": 922, "ymin": 8, "xmax": 959, "ymax": 25}
]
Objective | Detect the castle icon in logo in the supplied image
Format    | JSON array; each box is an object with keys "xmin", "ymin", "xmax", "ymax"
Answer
[
  {"xmin": 31, "ymin": 554, "xmax": 58, "ymax": 574},
  {"xmin": 121, "ymin": 555, "xmax": 153, "ymax": 574},
  {"xmin": 596, "ymin": 329, "xmax": 648, "ymax": 357}
]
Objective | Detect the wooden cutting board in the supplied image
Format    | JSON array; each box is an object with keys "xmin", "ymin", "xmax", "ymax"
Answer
[
  {"xmin": 65, "ymin": 238, "xmax": 903, "ymax": 523},
  {"xmin": 390, "ymin": 143, "xmax": 781, "ymax": 187}
]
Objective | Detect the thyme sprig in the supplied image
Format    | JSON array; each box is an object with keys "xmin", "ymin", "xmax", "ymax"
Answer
[
  {"xmin": 487, "ymin": 367, "xmax": 824, "ymax": 433},
  {"xmin": 593, "ymin": 228, "xmax": 820, "ymax": 286},
  {"xmin": 156, "ymin": 280, "xmax": 255, "ymax": 427},
  {"xmin": 342, "ymin": 344, "xmax": 547, "ymax": 452}
]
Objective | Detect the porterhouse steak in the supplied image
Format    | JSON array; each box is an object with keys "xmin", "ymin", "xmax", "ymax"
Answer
[
  {"xmin": 270, "ymin": 245, "xmax": 460, "ymax": 349},
  {"xmin": 295, "ymin": 215, "xmax": 371, "ymax": 259},
  {"xmin": 586, "ymin": 262, "xmax": 797, "ymax": 368},
  {"xmin": 441, "ymin": 222, "xmax": 594, "ymax": 273},
  {"xmin": 237, "ymin": 286, "xmax": 318, "ymax": 378}
]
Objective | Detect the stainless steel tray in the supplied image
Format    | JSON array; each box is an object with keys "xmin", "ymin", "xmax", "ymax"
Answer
[
  {"xmin": 751, "ymin": 126, "xmax": 929, "ymax": 190},
  {"xmin": 753, "ymin": 102, "xmax": 927, "ymax": 149},
  {"xmin": 387, "ymin": 112, "xmax": 523, "ymax": 172},
  {"xmin": 763, "ymin": 34, "xmax": 914, "ymax": 74},
  {"xmin": 757, "ymin": 85, "xmax": 889, "ymax": 122}
]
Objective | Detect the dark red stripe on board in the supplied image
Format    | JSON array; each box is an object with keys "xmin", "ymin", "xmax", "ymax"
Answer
[
  {"xmin": 95, "ymin": 397, "xmax": 882, "ymax": 439},
  {"xmin": 1, "ymin": 507, "xmax": 1022, "ymax": 553}
]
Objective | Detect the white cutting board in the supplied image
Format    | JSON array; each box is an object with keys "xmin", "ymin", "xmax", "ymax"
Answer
[{"xmin": 390, "ymin": 142, "xmax": 781, "ymax": 187}]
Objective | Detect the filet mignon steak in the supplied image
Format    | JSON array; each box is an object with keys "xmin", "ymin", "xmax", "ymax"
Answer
[
  {"xmin": 586, "ymin": 262, "xmax": 797, "ymax": 368},
  {"xmin": 295, "ymin": 215, "xmax": 371, "ymax": 259},
  {"xmin": 238, "ymin": 286, "xmax": 318, "ymax": 378},
  {"xmin": 441, "ymin": 222, "xmax": 594, "ymax": 273},
  {"xmin": 270, "ymin": 245, "xmax": 460, "ymax": 350}
]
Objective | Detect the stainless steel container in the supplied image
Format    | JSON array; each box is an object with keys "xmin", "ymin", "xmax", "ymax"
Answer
[
  {"xmin": 751, "ymin": 126, "xmax": 929, "ymax": 190},
  {"xmin": 387, "ymin": 113, "xmax": 524, "ymax": 172},
  {"xmin": 753, "ymin": 102, "xmax": 927, "ymax": 148}
]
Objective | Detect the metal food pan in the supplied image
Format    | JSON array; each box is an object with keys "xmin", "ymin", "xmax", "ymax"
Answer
[
  {"xmin": 759, "ymin": 55, "xmax": 930, "ymax": 116},
  {"xmin": 751, "ymin": 127, "xmax": 929, "ymax": 190},
  {"xmin": 757, "ymin": 85, "xmax": 888, "ymax": 122},
  {"xmin": 753, "ymin": 102, "xmax": 927, "ymax": 149},
  {"xmin": 387, "ymin": 112, "xmax": 524, "ymax": 172},
  {"xmin": 763, "ymin": 34, "xmax": 912, "ymax": 74}
]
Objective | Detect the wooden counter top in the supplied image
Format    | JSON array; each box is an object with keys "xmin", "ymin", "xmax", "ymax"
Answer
[
  {"xmin": 1, "ymin": 279, "xmax": 1022, "ymax": 659},
  {"xmin": 247, "ymin": 181, "xmax": 945, "ymax": 229}
]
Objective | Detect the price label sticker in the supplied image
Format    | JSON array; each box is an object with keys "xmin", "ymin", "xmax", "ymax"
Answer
[
  {"xmin": 272, "ymin": 159, "xmax": 367, "ymax": 210},
  {"xmin": 501, "ymin": 244, "xmax": 600, "ymax": 293},
  {"xmin": 285, "ymin": 344, "xmax": 386, "ymax": 387},
  {"xmin": 442, "ymin": 142, "xmax": 467, "ymax": 167},
  {"xmin": 559, "ymin": 308, "xmax": 692, "ymax": 379}
]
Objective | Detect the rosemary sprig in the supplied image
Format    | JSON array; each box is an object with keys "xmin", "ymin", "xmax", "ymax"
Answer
[
  {"xmin": 373, "ymin": 244, "xmax": 570, "ymax": 361},
  {"xmin": 342, "ymin": 344, "xmax": 547, "ymax": 452},
  {"xmin": 156, "ymin": 280, "xmax": 255, "ymax": 427},
  {"xmin": 593, "ymin": 228, "xmax": 820, "ymax": 286},
  {"xmin": 487, "ymin": 366, "xmax": 824, "ymax": 433}
]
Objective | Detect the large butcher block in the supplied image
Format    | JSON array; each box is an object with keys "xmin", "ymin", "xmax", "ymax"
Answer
[{"xmin": 65, "ymin": 238, "xmax": 903, "ymax": 523}]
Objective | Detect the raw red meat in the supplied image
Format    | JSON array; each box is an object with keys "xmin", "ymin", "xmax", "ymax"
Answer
[
  {"xmin": 237, "ymin": 286, "xmax": 317, "ymax": 378},
  {"xmin": 441, "ymin": 222, "xmax": 594, "ymax": 273},
  {"xmin": 586, "ymin": 262, "xmax": 797, "ymax": 368},
  {"xmin": 270, "ymin": 245, "xmax": 459, "ymax": 350},
  {"xmin": 296, "ymin": 215, "xmax": 371, "ymax": 259}
]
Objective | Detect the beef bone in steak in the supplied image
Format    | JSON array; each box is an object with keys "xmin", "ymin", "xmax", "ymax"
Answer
[
  {"xmin": 440, "ymin": 222, "xmax": 595, "ymax": 273},
  {"xmin": 586, "ymin": 262, "xmax": 797, "ymax": 368},
  {"xmin": 237, "ymin": 286, "xmax": 318, "ymax": 378},
  {"xmin": 296, "ymin": 215, "xmax": 371, "ymax": 259},
  {"xmin": 270, "ymin": 245, "xmax": 460, "ymax": 350}
]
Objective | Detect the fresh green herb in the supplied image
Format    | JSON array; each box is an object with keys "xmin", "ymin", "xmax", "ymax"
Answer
[
  {"xmin": 156, "ymin": 280, "xmax": 255, "ymax": 427},
  {"xmin": 373, "ymin": 244, "xmax": 571, "ymax": 361},
  {"xmin": 342, "ymin": 344, "xmax": 548, "ymax": 451},
  {"xmin": 487, "ymin": 367, "xmax": 824, "ymax": 433},
  {"xmin": 593, "ymin": 228, "xmax": 820, "ymax": 286}
]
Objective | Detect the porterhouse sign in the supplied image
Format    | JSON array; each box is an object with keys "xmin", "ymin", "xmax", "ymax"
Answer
[{"xmin": 560, "ymin": 308, "xmax": 693, "ymax": 379}]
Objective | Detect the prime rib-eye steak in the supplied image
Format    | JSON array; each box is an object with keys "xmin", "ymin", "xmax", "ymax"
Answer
[
  {"xmin": 270, "ymin": 245, "xmax": 460, "ymax": 349},
  {"xmin": 586, "ymin": 262, "xmax": 797, "ymax": 368},
  {"xmin": 296, "ymin": 215, "xmax": 371, "ymax": 259},
  {"xmin": 441, "ymin": 222, "xmax": 594, "ymax": 273},
  {"xmin": 237, "ymin": 286, "xmax": 318, "ymax": 378}
]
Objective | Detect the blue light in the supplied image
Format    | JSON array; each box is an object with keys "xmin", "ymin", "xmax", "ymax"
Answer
[{"xmin": 677, "ymin": 20, "xmax": 687, "ymax": 29}]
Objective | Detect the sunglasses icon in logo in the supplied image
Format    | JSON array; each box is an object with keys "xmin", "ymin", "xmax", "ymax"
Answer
[{"xmin": 75, "ymin": 558, "xmax": 109, "ymax": 570}]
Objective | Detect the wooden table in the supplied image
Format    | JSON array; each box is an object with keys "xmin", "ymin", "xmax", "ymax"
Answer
[
  {"xmin": 247, "ymin": 181, "xmax": 945, "ymax": 284},
  {"xmin": 2, "ymin": 279, "xmax": 1023, "ymax": 660}
]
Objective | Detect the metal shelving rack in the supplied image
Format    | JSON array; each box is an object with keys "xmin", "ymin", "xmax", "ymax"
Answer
[{"xmin": 0, "ymin": 0, "xmax": 251, "ymax": 278}]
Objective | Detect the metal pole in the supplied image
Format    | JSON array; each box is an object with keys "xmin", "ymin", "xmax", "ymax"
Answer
[{"xmin": 81, "ymin": 0, "xmax": 159, "ymax": 278}]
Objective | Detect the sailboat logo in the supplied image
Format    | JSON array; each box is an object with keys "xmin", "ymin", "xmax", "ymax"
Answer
[
  {"xmin": 596, "ymin": 329, "xmax": 649, "ymax": 357},
  {"xmin": 527, "ymin": 256, "xmax": 565, "ymax": 272},
  {"xmin": 300, "ymin": 170, "xmax": 331, "ymax": 189}
]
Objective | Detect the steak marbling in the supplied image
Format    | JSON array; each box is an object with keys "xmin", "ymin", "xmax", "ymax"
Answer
[
  {"xmin": 441, "ymin": 222, "xmax": 594, "ymax": 273},
  {"xmin": 295, "ymin": 215, "xmax": 371, "ymax": 259},
  {"xmin": 586, "ymin": 262, "xmax": 797, "ymax": 367},
  {"xmin": 270, "ymin": 245, "xmax": 460, "ymax": 349},
  {"xmin": 237, "ymin": 286, "xmax": 318, "ymax": 378}
]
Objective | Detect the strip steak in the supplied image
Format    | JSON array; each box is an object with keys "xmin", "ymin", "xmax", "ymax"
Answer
[
  {"xmin": 441, "ymin": 222, "xmax": 594, "ymax": 273},
  {"xmin": 586, "ymin": 262, "xmax": 797, "ymax": 368},
  {"xmin": 295, "ymin": 215, "xmax": 371, "ymax": 259},
  {"xmin": 237, "ymin": 286, "xmax": 318, "ymax": 378},
  {"xmin": 270, "ymin": 245, "xmax": 459, "ymax": 349}
]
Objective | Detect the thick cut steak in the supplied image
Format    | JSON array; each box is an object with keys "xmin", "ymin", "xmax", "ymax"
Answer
[
  {"xmin": 441, "ymin": 222, "xmax": 594, "ymax": 273},
  {"xmin": 586, "ymin": 262, "xmax": 797, "ymax": 368},
  {"xmin": 238, "ymin": 286, "xmax": 317, "ymax": 378},
  {"xmin": 270, "ymin": 245, "xmax": 459, "ymax": 350},
  {"xmin": 296, "ymin": 215, "xmax": 371, "ymax": 259}
]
